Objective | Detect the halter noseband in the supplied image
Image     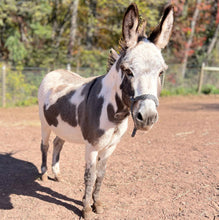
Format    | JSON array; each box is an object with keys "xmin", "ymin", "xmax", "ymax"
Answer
[{"xmin": 130, "ymin": 94, "xmax": 159, "ymax": 137}]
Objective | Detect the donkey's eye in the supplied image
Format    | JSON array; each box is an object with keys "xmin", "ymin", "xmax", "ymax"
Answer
[
  {"xmin": 159, "ymin": 71, "xmax": 164, "ymax": 77},
  {"xmin": 125, "ymin": 69, "xmax": 134, "ymax": 78}
]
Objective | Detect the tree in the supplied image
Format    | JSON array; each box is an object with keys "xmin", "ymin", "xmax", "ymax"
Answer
[
  {"xmin": 67, "ymin": 0, "xmax": 79, "ymax": 60},
  {"xmin": 171, "ymin": 0, "xmax": 218, "ymax": 76},
  {"xmin": 181, "ymin": 0, "xmax": 201, "ymax": 78},
  {"xmin": 0, "ymin": 0, "xmax": 218, "ymax": 74},
  {"xmin": 206, "ymin": 23, "xmax": 219, "ymax": 61}
]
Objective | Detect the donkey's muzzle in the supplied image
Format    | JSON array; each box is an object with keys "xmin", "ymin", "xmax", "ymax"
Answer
[
  {"xmin": 135, "ymin": 111, "xmax": 158, "ymax": 130},
  {"xmin": 130, "ymin": 94, "xmax": 159, "ymax": 133}
]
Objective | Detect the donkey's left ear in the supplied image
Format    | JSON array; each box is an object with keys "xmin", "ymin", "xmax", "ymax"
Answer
[
  {"xmin": 122, "ymin": 3, "xmax": 140, "ymax": 48},
  {"xmin": 148, "ymin": 4, "xmax": 174, "ymax": 49}
]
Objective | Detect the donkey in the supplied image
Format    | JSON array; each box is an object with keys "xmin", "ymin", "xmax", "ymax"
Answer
[{"xmin": 38, "ymin": 3, "xmax": 174, "ymax": 219}]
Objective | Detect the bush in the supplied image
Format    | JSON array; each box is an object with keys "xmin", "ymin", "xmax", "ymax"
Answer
[
  {"xmin": 6, "ymin": 67, "xmax": 39, "ymax": 106},
  {"xmin": 161, "ymin": 87, "xmax": 197, "ymax": 96},
  {"xmin": 160, "ymin": 89, "xmax": 171, "ymax": 96},
  {"xmin": 202, "ymin": 84, "xmax": 219, "ymax": 94}
]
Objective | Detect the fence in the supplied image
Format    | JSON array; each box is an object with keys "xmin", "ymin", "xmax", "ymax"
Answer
[
  {"xmin": 0, "ymin": 65, "xmax": 48, "ymax": 107},
  {"xmin": 0, "ymin": 63, "xmax": 219, "ymax": 107},
  {"xmin": 0, "ymin": 64, "xmax": 94, "ymax": 107},
  {"xmin": 198, "ymin": 63, "xmax": 219, "ymax": 93}
]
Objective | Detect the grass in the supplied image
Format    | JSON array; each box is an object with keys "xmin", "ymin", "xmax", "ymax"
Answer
[{"xmin": 161, "ymin": 84, "xmax": 219, "ymax": 97}]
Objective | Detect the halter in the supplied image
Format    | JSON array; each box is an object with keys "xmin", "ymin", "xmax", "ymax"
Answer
[
  {"xmin": 139, "ymin": 37, "xmax": 150, "ymax": 44},
  {"xmin": 130, "ymin": 94, "xmax": 159, "ymax": 137}
]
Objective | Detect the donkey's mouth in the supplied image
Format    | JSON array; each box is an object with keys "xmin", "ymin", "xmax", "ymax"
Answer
[{"xmin": 135, "ymin": 122, "xmax": 153, "ymax": 131}]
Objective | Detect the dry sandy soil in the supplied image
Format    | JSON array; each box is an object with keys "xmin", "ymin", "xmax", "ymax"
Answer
[{"xmin": 0, "ymin": 95, "xmax": 218, "ymax": 220}]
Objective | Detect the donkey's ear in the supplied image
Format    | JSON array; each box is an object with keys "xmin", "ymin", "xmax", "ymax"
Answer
[
  {"xmin": 109, "ymin": 48, "xmax": 119, "ymax": 60},
  {"xmin": 107, "ymin": 48, "xmax": 119, "ymax": 72},
  {"xmin": 122, "ymin": 3, "xmax": 140, "ymax": 48},
  {"xmin": 148, "ymin": 4, "xmax": 174, "ymax": 49}
]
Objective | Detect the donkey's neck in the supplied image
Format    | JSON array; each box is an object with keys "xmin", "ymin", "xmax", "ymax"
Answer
[
  {"xmin": 101, "ymin": 63, "xmax": 123, "ymax": 99},
  {"xmin": 101, "ymin": 63, "xmax": 130, "ymax": 124}
]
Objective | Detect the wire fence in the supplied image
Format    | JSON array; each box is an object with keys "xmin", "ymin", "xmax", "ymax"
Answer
[{"xmin": 0, "ymin": 63, "xmax": 219, "ymax": 107}]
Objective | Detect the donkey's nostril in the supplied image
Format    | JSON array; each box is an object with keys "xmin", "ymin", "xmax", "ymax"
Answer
[{"xmin": 137, "ymin": 112, "xmax": 143, "ymax": 121}]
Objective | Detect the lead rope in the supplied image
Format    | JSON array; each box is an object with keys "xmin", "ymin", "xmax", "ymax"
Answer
[
  {"xmin": 130, "ymin": 94, "xmax": 159, "ymax": 137},
  {"xmin": 130, "ymin": 97, "xmax": 137, "ymax": 137}
]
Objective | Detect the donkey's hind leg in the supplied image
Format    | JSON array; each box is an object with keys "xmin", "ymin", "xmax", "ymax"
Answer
[
  {"xmin": 40, "ymin": 124, "xmax": 51, "ymax": 181},
  {"xmin": 52, "ymin": 136, "xmax": 65, "ymax": 182}
]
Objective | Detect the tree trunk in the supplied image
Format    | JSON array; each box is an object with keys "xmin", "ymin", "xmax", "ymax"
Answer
[
  {"xmin": 181, "ymin": 0, "xmax": 201, "ymax": 78},
  {"xmin": 206, "ymin": 23, "xmax": 219, "ymax": 61},
  {"xmin": 51, "ymin": 0, "xmax": 59, "ymax": 40},
  {"xmin": 86, "ymin": 0, "xmax": 97, "ymax": 49},
  {"xmin": 67, "ymin": 0, "xmax": 79, "ymax": 59},
  {"xmin": 54, "ymin": 1, "xmax": 71, "ymax": 48}
]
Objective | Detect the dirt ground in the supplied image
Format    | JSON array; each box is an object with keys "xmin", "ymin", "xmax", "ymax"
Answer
[{"xmin": 0, "ymin": 95, "xmax": 218, "ymax": 220}]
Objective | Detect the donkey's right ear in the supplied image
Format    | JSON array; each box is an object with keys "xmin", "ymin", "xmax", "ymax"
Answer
[{"xmin": 122, "ymin": 3, "xmax": 140, "ymax": 48}]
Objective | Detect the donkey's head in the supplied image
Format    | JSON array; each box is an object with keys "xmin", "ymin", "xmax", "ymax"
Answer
[{"xmin": 115, "ymin": 3, "xmax": 174, "ymax": 134}]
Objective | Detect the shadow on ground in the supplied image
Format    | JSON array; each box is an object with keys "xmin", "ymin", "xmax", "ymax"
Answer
[
  {"xmin": 0, "ymin": 152, "xmax": 82, "ymax": 217},
  {"xmin": 172, "ymin": 102, "xmax": 219, "ymax": 112}
]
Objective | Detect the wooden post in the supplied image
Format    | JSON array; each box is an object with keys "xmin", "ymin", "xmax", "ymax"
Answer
[
  {"xmin": 198, "ymin": 62, "xmax": 205, "ymax": 93},
  {"xmin": 161, "ymin": 71, "xmax": 166, "ymax": 88},
  {"xmin": 67, "ymin": 63, "xmax": 71, "ymax": 71},
  {"xmin": 2, "ymin": 64, "xmax": 6, "ymax": 107}
]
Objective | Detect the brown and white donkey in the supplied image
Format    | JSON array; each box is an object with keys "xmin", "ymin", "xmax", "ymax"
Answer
[{"xmin": 38, "ymin": 3, "xmax": 174, "ymax": 219}]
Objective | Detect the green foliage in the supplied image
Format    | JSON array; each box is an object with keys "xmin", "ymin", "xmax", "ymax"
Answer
[
  {"xmin": 161, "ymin": 84, "xmax": 219, "ymax": 96},
  {"xmin": 30, "ymin": 23, "xmax": 52, "ymax": 39},
  {"xmin": 0, "ymin": 0, "xmax": 169, "ymax": 68},
  {"xmin": 161, "ymin": 87, "xmax": 197, "ymax": 96},
  {"xmin": 5, "ymin": 31, "xmax": 27, "ymax": 63},
  {"xmin": 77, "ymin": 49, "xmax": 108, "ymax": 77},
  {"xmin": 6, "ymin": 67, "xmax": 39, "ymax": 106},
  {"xmin": 160, "ymin": 89, "xmax": 172, "ymax": 96},
  {"xmin": 202, "ymin": 84, "xmax": 219, "ymax": 94}
]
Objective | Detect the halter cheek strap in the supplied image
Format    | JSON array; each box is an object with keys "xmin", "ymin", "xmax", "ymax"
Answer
[{"xmin": 130, "ymin": 94, "xmax": 159, "ymax": 137}]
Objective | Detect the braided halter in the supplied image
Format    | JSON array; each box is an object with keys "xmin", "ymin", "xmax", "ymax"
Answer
[{"xmin": 130, "ymin": 94, "xmax": 159, "ymax": 137}]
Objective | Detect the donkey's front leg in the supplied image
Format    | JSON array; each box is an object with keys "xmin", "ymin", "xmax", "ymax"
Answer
[
  {"xmin": 92, "ymin": 144, "xmax": 117, "ymax": 214},
  {"xmin": 92, "ymin": 158, "xmax": 107, "ymax": 214},
  {"xmin": 82, "ymin": 146, "xmax": 98, "ymax": 219}
]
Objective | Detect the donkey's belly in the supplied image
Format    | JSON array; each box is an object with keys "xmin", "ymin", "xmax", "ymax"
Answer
[{"xmin": 51, "ymin": 116, "xmax": 85, "ymax": 144}]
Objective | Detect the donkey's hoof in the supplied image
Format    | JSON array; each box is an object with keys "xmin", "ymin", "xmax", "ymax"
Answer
[
  {"xmin": 93, "ymin": 201, "xmax": 104, "ymax": 214},
  {"xmin": 82, "ymin": 206, "xmax": 92, "ymax": 219},
  {"xmin": 54, "ymin": 174, "xmax": 62, "ymax": 182},
  {"xmin": 41, "ymin": 173, "xmax": 48, "ymax": 181}
]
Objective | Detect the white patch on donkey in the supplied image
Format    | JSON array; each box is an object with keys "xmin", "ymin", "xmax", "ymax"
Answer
[{"xmin": 38, "ymin": 3, "xmax": 174, "ymax": 219}]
